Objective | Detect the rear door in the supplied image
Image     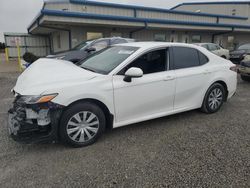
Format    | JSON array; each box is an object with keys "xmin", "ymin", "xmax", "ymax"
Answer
[{"xmin": 170, "ymin": 46, "xmax": 210, "ymax": 110}]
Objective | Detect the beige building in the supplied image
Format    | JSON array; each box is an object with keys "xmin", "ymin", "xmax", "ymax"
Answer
[{"xmin": 8, "ymin": 0, "xmax": 250, "ymax": 56}]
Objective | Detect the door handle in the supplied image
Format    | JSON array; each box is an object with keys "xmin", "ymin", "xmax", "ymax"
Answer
[{"xmin": 164, "ymin": 76, "xmax": 175, "ymax": 81}]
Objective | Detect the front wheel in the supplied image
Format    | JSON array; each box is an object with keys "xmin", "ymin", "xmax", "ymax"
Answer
[
  {"xmin": 201, "ymin": 83, "xmax": 226, "ymax": 114},
  {"xmin": 59, "ymin": 102, "xmax": 106, "ymax": 147}
]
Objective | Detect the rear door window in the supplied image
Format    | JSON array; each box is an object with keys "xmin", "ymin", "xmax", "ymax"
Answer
[{"xmin": 171, "ymin": 47, "xmax": 200, "ymax": 69}]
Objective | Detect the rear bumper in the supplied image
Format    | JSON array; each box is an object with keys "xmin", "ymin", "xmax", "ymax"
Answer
[{"xmin": 8, "ymin": 99, "xmax": 64, "ymax": 144}]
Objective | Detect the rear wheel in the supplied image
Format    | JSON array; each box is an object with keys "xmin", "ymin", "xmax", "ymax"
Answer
[
  {"xmin": 59, "ymin": 102, "xmax": 106, "ymax": 147},
  {"xmin": 201, "ymin": 83, "xmax": 226, "ymax": 114},
  {"xmin": 241, "ymin": 75, "xmax": 250, "ymax": 82}
]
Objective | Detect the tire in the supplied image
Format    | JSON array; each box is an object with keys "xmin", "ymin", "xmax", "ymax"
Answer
[
  {"xmin": 221, "ymin": 56, "xmax": 226, "ymax": 59},
  {"xmin": 59, "ymin": 102, "xmax": 106, "ymax": 147},
  {"xmin": 201, "ymin": 83, "xmax": 226, "ymax": 114},
  {"xmin": 241, "ymin": 75, "xmax": 250, "ymax": 82}
]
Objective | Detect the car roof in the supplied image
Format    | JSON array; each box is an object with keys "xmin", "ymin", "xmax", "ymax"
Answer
[
  {"xmin": 195, "ymin": 43, "xmax": 216, "ymax": 45},
  {"xmin": 115, "ymin": 42, "xmax": 200, "ymax": 49},
  {"xmin": 95, "ymin": 37, "xmax": 133, "ymax": 41}
]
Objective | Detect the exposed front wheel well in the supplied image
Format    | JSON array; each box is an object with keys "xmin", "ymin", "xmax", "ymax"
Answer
[{"xmin": 64, "ymin": 99, "xmax": 114, "ymax": 129}]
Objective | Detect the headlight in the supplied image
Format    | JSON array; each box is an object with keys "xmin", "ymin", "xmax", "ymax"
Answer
[{"xmin": 20, "ymin": 94, "xmax": 58, "ymax": 104}]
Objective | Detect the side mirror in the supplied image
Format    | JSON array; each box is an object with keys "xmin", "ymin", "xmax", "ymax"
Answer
[
  {"xmin": 85, "ymin": 47, "xmax": 96, "ymax": 53},
  {"xmin": 123, "ymin": 67, "xmax": 143, "ymax": 82}
]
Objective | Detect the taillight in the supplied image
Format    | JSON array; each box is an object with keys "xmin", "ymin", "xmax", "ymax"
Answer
[{"xmin": 230, "ymin": 66, "xmax": 238, "ymax": 72}]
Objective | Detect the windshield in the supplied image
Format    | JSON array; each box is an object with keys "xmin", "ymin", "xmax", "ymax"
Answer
[
  {"xmin": 238, "ymin": 43, "xmax": 250, "ymax": 50},
  {"xmin": 73, "ymin": 40, "xmax": 93, "ymax": 50},
  {"xmin": 78, "ymin": 46, "xmax": 139, "ymax": 74}
]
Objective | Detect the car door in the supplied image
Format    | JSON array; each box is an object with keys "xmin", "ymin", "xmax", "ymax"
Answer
[
  {"xmin": 112, "ymin": 48, "xmax": 176, "ymax": 125},
  {"xmin": 170, "ymin": 46, "xmax": 210, "ymax": 110}
]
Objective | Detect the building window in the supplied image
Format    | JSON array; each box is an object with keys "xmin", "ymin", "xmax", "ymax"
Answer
[
  {"xmin": 57, "ymin": 34, "xmax": 61, "ymax": 49},
  {"xmin": 87, "ymin": 32, "xmax": 103, "ymax": 40},
  {"xmin": 182, "ymin": 35, "xmax": 189, "ymax": 43},
  {"xmin": 228, "ymin": 36, "xmax": 234, "ymax": 43},
  {"xmin": 228, "ymin": 36, "xmax": 236, "ymax": 50},
  {"xmin": 191, "ymin": 35, "xmax": 201, "ymax": 43},
  {"xmin": 154, "ymin": 34, "xmax": 166, "ymax": 41},
  {"xmin": 232, "ymin": 9, "xmax": 236, "ymax": 16},
  {"xmin": 170, "ymin": 34, "xmax": 178, "ymax": 42}
]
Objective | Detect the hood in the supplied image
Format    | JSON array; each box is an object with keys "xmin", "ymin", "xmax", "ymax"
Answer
[{"xmin": 14, "ymin": 58, "xmax": 98, "ymax": 95}]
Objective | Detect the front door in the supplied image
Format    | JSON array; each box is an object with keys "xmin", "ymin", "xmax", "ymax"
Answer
[{"xmin": 112, "ymin": 48, "xmax": 176, "ymax": 126}]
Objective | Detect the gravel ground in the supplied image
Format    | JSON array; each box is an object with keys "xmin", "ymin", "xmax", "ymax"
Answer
[{"xmin": 0, "ymin": 73, "xmax": 249, "ymax": 188}]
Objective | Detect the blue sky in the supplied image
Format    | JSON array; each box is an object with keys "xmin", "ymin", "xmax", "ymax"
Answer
[{"xmin": 0, "ymin": 0, "xmax": 248, "ymax": 42}]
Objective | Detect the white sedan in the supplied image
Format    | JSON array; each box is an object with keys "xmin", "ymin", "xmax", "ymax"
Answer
[
  {"xmin": 8, "ymin": 42, "xmax": 237, "ymax": 147},
  {"xmin": 195, "ymin": 43, "xmax": 230, "ymax": 59}
]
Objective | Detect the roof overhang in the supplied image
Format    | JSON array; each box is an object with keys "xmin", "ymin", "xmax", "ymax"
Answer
[
  {"xmin": 171, "ymin": 1, "xmax": 250, "ymax": 10},
  {"xmin": 28, "ymin": 0, "xmax": 250, "ymax": 34}
]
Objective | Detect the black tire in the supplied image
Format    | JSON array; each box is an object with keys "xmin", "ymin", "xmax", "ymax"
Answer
[
  {"xmin": 59, "ymin": 102, "xmax": 106, "ymax": 147},
  {"xmin": 221, "ymin": 56, "xmax": 226, "ymax": 59},
  {"xmin": 241, "ymin": 75, "xmax": 250, "ymax": 82},
  {"xmin": 201, "ymin": 83, "xmax": 226, "ymax": 114}
]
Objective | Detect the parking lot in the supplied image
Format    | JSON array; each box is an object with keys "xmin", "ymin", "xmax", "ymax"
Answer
[{"xmin": 0, "ymin": 72, "xmax": 249, "ymax": 187}]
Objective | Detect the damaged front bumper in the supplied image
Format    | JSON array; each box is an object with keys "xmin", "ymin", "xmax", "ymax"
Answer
[{"xmin": 8, "ymin": 95, "xmax": 64, "ymax": 144}]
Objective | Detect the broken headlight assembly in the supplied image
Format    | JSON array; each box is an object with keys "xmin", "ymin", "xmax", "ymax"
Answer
[
  {"xmin": 8, "ymin": 93, "xmax": 63, "ymax": 143},
  {"xmin": 19, "ymin": 93, "xmax": 58, "ymax": 104}
]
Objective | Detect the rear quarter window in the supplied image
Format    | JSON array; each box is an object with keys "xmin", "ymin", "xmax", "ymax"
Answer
[{"xmin": 198, "ymin": 51, "xmax": 209, "ymax": 65}]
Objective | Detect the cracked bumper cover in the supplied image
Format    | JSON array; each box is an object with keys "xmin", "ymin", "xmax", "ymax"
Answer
[{"xmin": 8, "ymin": 97, "xmax": 64, "ymax": 144}]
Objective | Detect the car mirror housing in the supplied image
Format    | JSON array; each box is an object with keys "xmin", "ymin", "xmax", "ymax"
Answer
[{"xmin": 124, "ymin": 67, "xmax": 143, "ymax": 82}]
